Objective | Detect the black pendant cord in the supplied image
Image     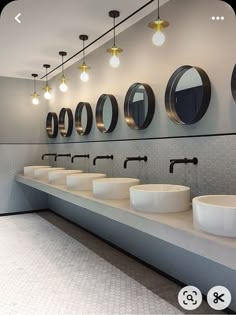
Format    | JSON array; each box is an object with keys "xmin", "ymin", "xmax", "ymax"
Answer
[
  {"xmin": 40, "ymin": 0, "xmax": 155, "ymax": 79},
  {"xmin": 157, "ymin": 0, "xmax": 160, "ymax": 19},
  {"xmin": 61, "ymin": 56, "xmax": 64, "ymax": 75},
  {"xmin": 34, "ymin": 77, "xmax": 36, "ymax": 93},
  {"xmin": 45, "ymin": 68, "xmax": 48, "ymax": 85},
  {"xmin": 83, "ymin": 40, "xmax": 85, "ymax": 64},
  {"xmin": 113, "ymin": 17, "xmax": 116, "ymax": 47}
]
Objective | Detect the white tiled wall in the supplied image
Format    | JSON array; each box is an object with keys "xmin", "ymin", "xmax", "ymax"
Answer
[{"xmin": 49, "ymin": 134, "xmax": 236, "ymax": 198}]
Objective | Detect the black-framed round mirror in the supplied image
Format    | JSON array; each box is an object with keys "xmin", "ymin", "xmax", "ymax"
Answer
[
  {"xmin": 75, "ymin": 102, "xmax": 93, "ymax": 136},
  {"xmin": 124, "ymin": 83, "xmax": 155, "ymax": 130},
  {"xmin": 59, "ymin": 108, "xmax": 73, "ymax": 137},
  {"xmin": 46, "ymin": 112, "xmax": 58, "ymax": 138},
  {"xmin": 165, "ymin": 65, "xmax": 211, "ymax": 125},
  {"xmin": 231, "ymin": 64, "xmax": 236, "ymax": 103},
  {"xmin": 95, "ymin": 94, "xmax": 118, "ymax": 133}
]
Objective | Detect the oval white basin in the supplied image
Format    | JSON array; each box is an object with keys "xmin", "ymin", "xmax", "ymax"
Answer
[
  {"xmin": 34, "ymin": 167, "xmax": 65, "ymax": 180},
  {"xmin": 48, "ymin": 169, "xmax": 83, "ymax": 185},
  {"xmin": 67, "ymin": 173, "xmax": 106, "ymax": 191},
  {"xmin": 130, "ymin": 184, "xmax": 190, "ymax": 213},
  {"xmin": 193, "ymin": 195, "xmax": 236, "ymax": 237},
  {"xmin": 24, "ymin": 166, "xmax": 50, "ymax": 178},
  {"xmin": 93, "ymin": 178, "xmax": 140, "ymax": 200}
]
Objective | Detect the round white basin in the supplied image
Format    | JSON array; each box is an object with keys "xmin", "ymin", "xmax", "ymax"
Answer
[
  {"xmin": 130, "ymin": 184, "xmax": 190, "ymax": 213},
  {"xmin": 48, "ymin": 170, "xmax": 83, "ymax": 185},
  {"xmin": 24, "ymin": 166, "xmax": 50, "ymax": 178},
  {"xmin": 193, "ymin": 195, "xmax": 236, "ymax": 237},
  {"xmin": 67, "ymin": 173, "xmax": 106, "ymax": 191},
  {"xmin": 34, "ymin": 167, "xmax": 65, "ymax": 180},
  {"xmin": 93, "ymin": 178, "xmax": 140, "ymax": 200}
]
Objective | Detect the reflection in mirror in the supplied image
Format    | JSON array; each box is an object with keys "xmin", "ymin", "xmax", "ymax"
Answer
[
  {"xmin": 165, "ymin": 65, "xmax": 211, "ymax": 125},
  {"xmin": 59, "ymin": 108, "xmax": 73, "ymax": 137},
  {"xmin": 124, "ymin": 83, "xmax": 155, "ymax": 130},
  {"xmin": 96, "ymin": 94, "xmax": 118, "ymax": 133},
  {"xmin": 231, "ymin": 64, "xmax": 236, "ymax": 103},
  {"xmin": 46, "ymin": 112, "xmax": 58, "ymax": 138},
  {"xmin": 75, "ymin": 102, "xmax": 93, "ymax": 136}
]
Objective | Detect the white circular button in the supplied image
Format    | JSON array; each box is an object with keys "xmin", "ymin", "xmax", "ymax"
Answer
[
  {"xmin": 207, "ymin": 286, "xmax": 231, "ymax": 310},
  {"xmin": 178, "ymin": 286, "xmax": 202, "ymax": 310}
]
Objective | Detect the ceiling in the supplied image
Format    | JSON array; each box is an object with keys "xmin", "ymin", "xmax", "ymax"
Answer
[{"xmin": 0, "ymin": 0, "xmax": 169, "ymax": 80}]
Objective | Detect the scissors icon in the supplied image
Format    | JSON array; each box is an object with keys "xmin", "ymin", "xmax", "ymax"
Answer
[{"xmin": 213, "ymin": 292, "xmax": 225, "ymax": 304}]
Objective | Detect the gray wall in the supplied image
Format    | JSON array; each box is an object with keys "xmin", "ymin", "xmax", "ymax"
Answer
[{"xmin": 0, "ymin": 77, "xmax": 48, "ymax": 213}]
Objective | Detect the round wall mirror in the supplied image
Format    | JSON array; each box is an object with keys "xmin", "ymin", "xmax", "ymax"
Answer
[
  {"xmin": 165, "ymin": 65, "xmax": 211, "ymax": 125},
  {"xmin": 59, "ymin": 108, "xmax": 73, "ymax": 137},
  {"xmin": 95, "ymin": 94, "xmax": 118, "ymax": 133},
  {"xmin": 46, "ymin": 112, "xmax": 58, "ymax": 138},
  {"xmin": 124, "ymin": 83, "xmax": 155, "ymax": 130},
  {"xmin": 75, "ymin": 102, "xmax": 93, "ymax": 136},
  {"xmin": 231, "ymin": 64, "xmax": 236, "ymax": 103}
]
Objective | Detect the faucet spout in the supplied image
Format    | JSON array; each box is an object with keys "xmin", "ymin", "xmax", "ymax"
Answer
[
  {"xmin": 169, "ymin": 157, "xmax": 198, "ymax": 174},
  {"xmin": 124, "ymin": 156, "xmax": 147, "ymax": 169},
  {"xmin": 93, "ymin": 155, "xmax": 113, "ymax": 166},
  {"xmin": 42, "ymin": 153, "xmax": 57, "ymax": 160},
  {"xmin": 54, "ymin": 153, "xmax": 71, "ymax": 162},
  {"xmin": 71, "ymin": 154, "xmax": 90, "ymax": 163}
]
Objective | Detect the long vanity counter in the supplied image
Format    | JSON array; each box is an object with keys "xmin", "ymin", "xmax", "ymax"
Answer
[{"xmin": 16, "ymin": 174, "xmax": 236, "ymax": 271}]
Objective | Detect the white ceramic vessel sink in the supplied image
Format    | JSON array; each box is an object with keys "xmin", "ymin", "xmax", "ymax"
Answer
[
  {"xmin": 34, "ymin": 167, "xmax": 65, "ymax": 180},
  {"xmin": 130, "ymin": 184, "xmax": 190, "ymax": 213},
  {"xmin": 67, "ymin": 173, "xmax": 106, "ymax": 191},
  {"xmin": 193, "ymin": 195, "xmax": 236, "ymax": 237},
  {"xmin": 93, "ymin": 178, "xmax": 140, "ymax": 200},
  {"xmin": 48, "ymin": 169, "xmax": 83, "ymax": 185},
  {"xmin": 24, "ymin": 166, "xmax": 50, "ymax": 178}
]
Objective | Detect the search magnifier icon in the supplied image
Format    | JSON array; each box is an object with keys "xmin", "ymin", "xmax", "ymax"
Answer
[{"xmin": 187, "ymin": 294, "xmax": 194, "ymax": 302}]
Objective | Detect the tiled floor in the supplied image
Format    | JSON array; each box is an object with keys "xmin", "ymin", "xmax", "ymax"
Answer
[{"xmin": 0, "ymin": 212, "xmax": 224, "ymax": 315}]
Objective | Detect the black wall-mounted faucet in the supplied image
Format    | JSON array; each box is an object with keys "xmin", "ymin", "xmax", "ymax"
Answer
[
  {"xmin": 42, "ymin": 153, "xmax": 57, "ymax": 160},
  {"xmin": 124, "ymin": 156, "xmax": 148, "ymax": 169},
  {"xmin": 71, "ymin": 154, "xmax": 90, "ymax": 163},
  {"xmin": 54, "ymin": 153, "xmax": 71, "ymax": 162},
  {"xmin": 169, "ymin": 157, "xmax": 198, "ymax": 173},
  {"xmin": 93, "ymin": 155, "xmax": 113, "ymax": 166}
]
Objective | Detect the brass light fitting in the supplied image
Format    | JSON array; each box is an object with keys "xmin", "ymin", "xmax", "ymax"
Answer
[
  {"xmin": 59, "ymin": 51, "xmax": 68, "ymax": 92},
  {"xmin": 79, "ymin": 34, "xmax": 90, "ymax": 82},
  {"xmin": 107, "ymin": 10, "xmax": 123, "ymax": 68},
  {"xmin": 43, "ymin": 64, "xmax": 52, "ymax": 100},
  {"xmin": 148, "ymin": 0, "xmax": 169, "ymax": 46},
  {"xmin": 31, "ymin": 73, "xmax": 40, "ymax": 105}
]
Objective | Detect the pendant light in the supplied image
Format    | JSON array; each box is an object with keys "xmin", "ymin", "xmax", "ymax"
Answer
[
  {"xmin": 107, "ymin": 10, "xmax": 123, "ymax": 68},
  {"xmin": 43, "ymin": 64, "xmax": 52, "ymax": 100},
  {"xmin": 148, "ymin": 0, "xmax": 169, "ymax": 46},
  {"xmin": 59, "ymin": 51, "xmax": 68, "ymax": 92},
  {"xmin": 79, "ymin": 35, "xmax": 90, "ymax": 82},
  {"xmin": 31, "ymin": 73, "xmax": 40, "ymax": 105}
]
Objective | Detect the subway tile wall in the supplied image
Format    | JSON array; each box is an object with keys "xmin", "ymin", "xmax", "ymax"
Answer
[{"xmin": 48, "ymin": 134, "xmax": 236, "ymax": 198}]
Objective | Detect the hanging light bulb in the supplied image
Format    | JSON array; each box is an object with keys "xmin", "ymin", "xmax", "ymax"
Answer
[
  {"xmin": 107, "ymin": 10, "xmax": 123, "ymax": 68},
  {"xmin": 148, "ymin": 0, "xmax": 169, "ymax": 46},
  {"xmin": 59, "ymin": 51, "xmax": 68, "ymax": 92},
  {"xmin": 79, "ymin": 35, "xmax": 90, "ymax": 82},
  {"xmin": 31, "ymin": 74, "xmax": 40, "ymax": 105},
  {"xmin": 43, "ymin": 64, "xmax": 52, "ymax": 100}
]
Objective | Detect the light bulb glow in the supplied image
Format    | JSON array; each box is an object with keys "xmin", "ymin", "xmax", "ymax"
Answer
[
  {"xmin": 59, "ymin": 77, "xmax": 68, "ymax": 92},
  {"xmin": 80, "ymin": 71, "xmax": 89, "ymax": 82},
  {"xmin": 152, "ymin": 30, "xmax": 166, "ymax": 46},
  {"xmin": 32, "ymin": 95, "xmax": 39, "ymax": 105},
  {"xmin": 44, "ymin": 85, "xmax": 52, "ymax": 100},
  {"xmin": 109, "ymin": 55, "xmax": 120, "ymax": 68}
]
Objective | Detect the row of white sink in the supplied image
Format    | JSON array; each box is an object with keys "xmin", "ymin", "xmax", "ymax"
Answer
[{"xmin": 23, "ymin": 166, "xmax": 236, "ymax": 238}]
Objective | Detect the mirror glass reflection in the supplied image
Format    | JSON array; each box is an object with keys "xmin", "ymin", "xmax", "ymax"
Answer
[
  {"xmin": 165, "ymin": 66, "xmax": 211, "ymax": 125},
  {"xmin": 175, "ymin": 68, "xmax": 204, "ymax": 124},
  {"xmin": 95, "ymin": 94, "xmax": 118, "ymax": 133},
  {"xmin": 102, "ymin": 96, "xmax": 113, "ymax": 131},
  {"xmin": 75, "ymin": 102, "xmax": 93, "ymax": 136},
  {"xmin": 129, "ymin": 85, "xmax": 148, "ymax": 127}
]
